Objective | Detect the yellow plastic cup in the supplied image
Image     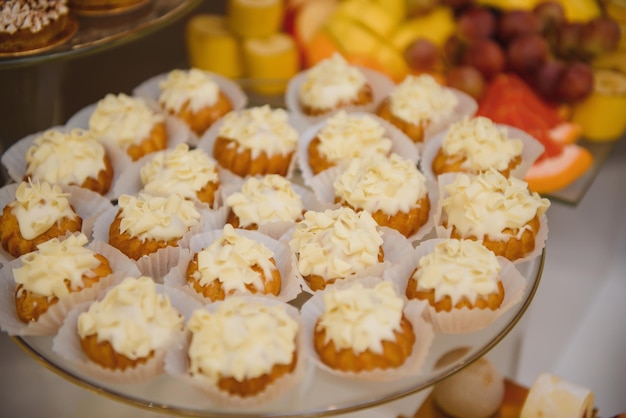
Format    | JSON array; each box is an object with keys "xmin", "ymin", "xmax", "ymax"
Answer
[{"xmin": 571, "ymin": 69, "xmax": 626, "ymax": 142}]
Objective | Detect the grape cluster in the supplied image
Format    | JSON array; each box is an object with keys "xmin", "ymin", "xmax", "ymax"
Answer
[{"xmin": 404, "ymin": 1, "xmax": 621, "ymax": 103}]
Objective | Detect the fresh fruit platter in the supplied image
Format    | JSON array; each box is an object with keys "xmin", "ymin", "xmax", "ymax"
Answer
[{"xmin": 186, "ymin": 0, "xmax": 626, "ymax": 203}]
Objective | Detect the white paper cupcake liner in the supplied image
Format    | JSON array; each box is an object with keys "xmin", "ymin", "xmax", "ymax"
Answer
[
  {"xmin": 218, "ymin": 175, "xmax": 332, "ymax": 240},
  {"xmin": 421, "ymin": 122, "xmax": 546, "ymax": 181},
  {"xmin": 434, "ymin": 173, "xmax": 549, "ymax": 264},
  {"xmin": 0, "ymin": 125, "xmax": 129, "ymax": 201},
  {"xmin": 65, "ymin": 99, "xmax": 191, "ymax": 172},
  {"xmin": 91, "ymin": 202, "xmax": 225, "ymax": 281},
  {"xmin": 300, "ymin": 276, "xmax": 434, "ymax": 381},
  {"xmin": 284, "ymin": 65, "xmax": 396, "ymax": 130},
  {"xmin": 163, "ymin": 296, "xmax": 307, "ymax": 408},
  {"xmin": 51, "ymin": 285, "xmax": 202, "ymax": 385},
  {"xmin": 163, "ymin": 227, "xmax": 302, "ymax": 304},
  {"xmin": 0, "ymin": 236, "xmax": 140, "ymax": 336},
  {"xmin": 422, "ymin": 88, "xmax": 478, "ymax": 145},
  {"xmin": 386, "ymin": 238, "xmax": 528, "ymax": 334},
  {"xmin": 306, "ymin": 163, "xmax": 440, "ymax": 244},
  {"xmin": 0, "ymin": 183, "xmax": 113, "ymax": 265},
  {"xmin": 296, "ymin": 111, "xmax": 419, "ymax": 188},
  {"xmin": 132, "ymin": 69, "xmax": 249, "ymax": 146},
  {"xmin": 196, "ymin": 111, "xmax": 299, "ymax": 181}
]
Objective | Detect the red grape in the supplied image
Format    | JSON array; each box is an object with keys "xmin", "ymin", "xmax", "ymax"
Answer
[
  {"xmin": 555, "ymin": 61, "xmax": 594, "ymax": 103},
  {"xmin": 446, "ymin": 65, "xmax": 486, "ymax": 100},
  {"xmin": 404, "ymin": 38, "xmax": 440, "ymax": 71},
  {"xmin": 581, "ymin": 17, "xmax": 622, "ymax": 59},
  {"xmin": 556, "ymin": 22, "xmax": 584, "ymax": 60},
  {"xmin": 498, "ymin": 10, "xmax": 540, "ymax": 43},
  {"xmin": 457, "ymin": 6, "xmax": 497, "ymax": 42},
  {"xmin": 462, "ymin": 38, "xmax": 506, "ymax": 79},
  {"xmin": 533, "ymin": 1, "xmax": 565, "ymax": 35},
  {"xmin": 507, "ymin": 33, "xmax": 550, "ymax": 74},
  {"xmin": 443, "ymin": 35, "xmax": 467, "ymax": 66},
  {"xmin": 532, "ymin": 59, "xmax": 567, "ymax": 100}
]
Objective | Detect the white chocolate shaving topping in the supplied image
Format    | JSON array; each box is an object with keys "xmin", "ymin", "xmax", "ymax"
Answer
[
  {"xmin": 299, "ymin": 53, "xmax": 367, "ymax": 110},
  {"xmin": 77, "ymin": 276, "xmax": 183, "ymax": 360},
  {"xmin": 187, "ymin": 298, "xmax": 298, "ymax": 383},
  {"xmin": 317, "ymin": 282, "xmax": 404, "ymax": 354},
  {"xmin": 88, "ymin": 93, "xmax": 164, "ymax": 150},
  {"xmin": 289, "ymin": 207, "xmax": 383, "ymax": 281},
  {"xmin": 10, "ymin": 181, "xmax": 77, "ymax": 240},
  {"xmin": 25, "ymin": 128, "xmax": 107, "ymax": 187},
  {"xmin": 158, "ymin": 68, "xmax": 219, "ymax": 113},
  {"xmin": 116, "ymin": 193, "xmax": 200, "ymax": 242},
  {"xmin": 442, "ymin": 116, "xmax": 523, "ymax": 171},
  {"xmin": 333, "ymin": 153, "xmax": 428, "ymax": 216},
  {"xmin": 389, "ymin": 74, "xmax": 458, "ymax": 124},
  {"xmin": 140, "ymin": 144, "xmax": 219, "ymax": 200},
  {"xmin": 217, "ymin": 105, "xmax": 297, "ymax": 158},
  {"xmin": 414, "ymin": 239, "xmax": 501, "ymax": 305},
  {"xmin": 193, "ymin": 224, "xmax": 278, "ymax": 294},
  {"xmin": 1, "ymin": 0, "xmax": 68, "ymax": 34},
  {"xmin": 226, "ymin": 174, "xmax": 304, "ymax": 227},
  {"xmin": 13, "ymin": 233, "xmax": 100, "ymax": 299},
  {"xmin": 315, "ymin": 111, "xmax": 392, "ymax": 165},
  {"xmin": 442, "ymin": 169, "xmax": 550, "ymax": 240}
]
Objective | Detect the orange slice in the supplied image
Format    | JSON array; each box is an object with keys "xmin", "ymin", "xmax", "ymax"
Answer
[{"xmin": 525, "ymin": 144, "xmax": 593, "ymax": 194}]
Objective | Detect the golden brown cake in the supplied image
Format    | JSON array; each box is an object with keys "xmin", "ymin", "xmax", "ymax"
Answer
[
  {"xmin": 0, "ymin": 181, "xmax": 82, "ymax": 258},
  {"xmin": 185, "ymin": 224, "xmax": 281, "ymax": 302},
  {"xmin": 77, "ymin": 276, "xmax": 183, "ymax": 371},
  {"xmin": 212, "ymin": 105, "xmax": 297, "ymax": 177},
  {"xmin": 88, "ymin": 93, "xmax": 167, "ymax": 161},
  {"xmin": 314, "ymin": 282, "xmax": 415, "ymax": 372},
  {"xmin": 108, "ymin": 193, "xmax": 201, "ymax": 260},
  {"xmin": 140, "ymin": 143, "xmax": 220, "ymax": 207},
  {"xmin": 288, "ymin": 207, "xmax": 384, "ymax": 291},
  {"xmin": 298, "ymin": 53, "xmax": 373, "ymax": 116},
  {"xmin": 306, "ymin": 110, "xmax": 392, "ymax": 175},
  {"xmin": 0, "ymin": 0, "xmax": 71, "ymax": 54},
  {"xmin": 406, "ymin": 239, "xmax": 505, "ymax": 312},
  {"xmin": 14, "ymin": 233, "xmax": 112, "ymax": 323},
  {"xmin": 187, "ymin": 297, "xmax": 299, "ymax": 397},
  {"xmin": 225, "ymin": 174, "xmax": 304, "ymax": 230},
  {"xmin": 440, "ymin": 169, "xmax": 550, "ymax": 261},
  {"xmin": 24, "ymin": 128, "xmax": 114, "ymax": 195},
  {"xmin": 157, "ymin": 68, "xmax": 233, "ymax": 136},
  {"xmin": 431, "ymin": 116, "xmax": 523, "ymax": 177},
  {"xmin": 376, "ymin": 74, "xmax": 459, "ymax": 144},
  {"xmin": 333, "ymin": 153, "xmax": 430, "ymax": 238}
]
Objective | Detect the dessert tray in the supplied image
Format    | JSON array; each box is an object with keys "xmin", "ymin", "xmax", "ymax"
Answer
[
  {"xmin": 9, "ymin": 249, "xmax": 543, "ymax": 418},
  {"xmin": 0, "ymin": 0, "xmax": 201, "ymax": 68}
]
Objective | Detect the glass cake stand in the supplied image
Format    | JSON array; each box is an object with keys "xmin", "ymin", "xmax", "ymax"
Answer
[{"xmin": 11, "ymin": 250, "xmax": 544, "ymax": 417}]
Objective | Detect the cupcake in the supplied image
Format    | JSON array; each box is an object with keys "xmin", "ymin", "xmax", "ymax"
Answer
[
  {"xmin": 430, "ymin": 116, "xmax": 523, "ymax": 177},
  {"xmin": 225, "ymin": 174, "xmax": 304, "ymax": 231},
  {"xmin": 332, "ymin": 153, "xmax": 432, "ymax": 238},
  {"xmin": 305, "ymin": 110, "xmax": 392, "ymax": 175},
  {"xmin": 288, "ymin": 207, "xmax": 384, "ymax": 291},
  {"xmin": 0, "ymin": 0, "xmax": 74, "ymax": 54},
  {"xmin": 295, "ymin": 53, "xmax": 373, "ymax": 117},
  {"xmin": 405, "ymin": 239, "xmax": 504, "ymax": 312},
  {"xmin": 186, "ymin": 297, "xmax": 300, "ymax": 398},
  {"xmin": 156, "ymin": 68, "xmax": 234, "ymax": 136},
  {"xmin": 185, "ymin": 224, "xmax": 281, "ymax": 302},
  {"xmin": 438, "ymin": 169, "xmax": 550, "ymax": 261},
  {"xmin": 139, "ymin": 143, "xmax": 220, "ymax": 207},
  {"xmin": 88, "ymin": 93, "xmax": 167, "ymax": 161},
  {"xmin": 211, "ymin": 105, "xmax": 298, "ymax": 177},
  {"xmin": 108, "ymin": 192, "xmax": 201, "ymax": 260},
  {"xmin": 0, "ymin": 181, "xmax": 82, "ymax": 258},
  {"xmin": 312, "ymin": 281, "xmax": 415, "ymax": 372},
  {"xmin": 376, "ymin": 74, "xmax": 469, "ymax": 144},
  {"xmin": 23, "ymin": 128, "xmax": 114, "ymax": 195},
  {"xmin": 13, "ymin": 233, "xmax": 112, "ymax": 324},
  {"xmin": 77, "ymin": 276, "xmax": 184, "ymax": 371}
]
